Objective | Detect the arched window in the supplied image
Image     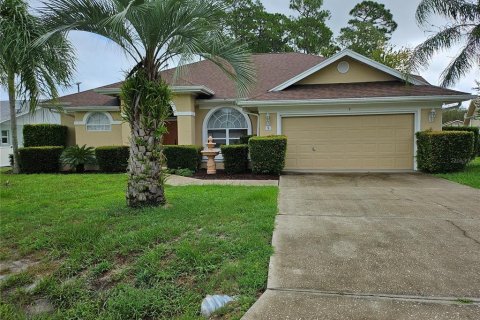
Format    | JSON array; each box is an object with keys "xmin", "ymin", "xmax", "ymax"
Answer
[
  {"xmin": 206, "ymin": 107, "xmax": 249, "ymax": 147},
  {"xmin": 86, "ymin": 112, "xmax": 111, "ymax": 131}
]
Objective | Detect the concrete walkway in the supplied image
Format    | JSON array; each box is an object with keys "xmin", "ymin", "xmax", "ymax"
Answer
[
  {"xmin": 243, "ymin": 173, "xmax": 480, "ymax": 319},
  {"xmin": 166, "ymin": 174, "xmax": 278, "ymax": 186}
]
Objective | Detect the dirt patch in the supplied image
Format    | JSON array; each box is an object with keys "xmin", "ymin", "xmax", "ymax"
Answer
[
  {"xmin": 25, "ymin": 298, "xmax": 54, "ymax": 316},
  {"xmin": 0, "ymin": 259, "xmax": 39, "ymax": 280},
  {"xmin": 192, "ymin": 170, "xmax": 278, "ymax": 180}
]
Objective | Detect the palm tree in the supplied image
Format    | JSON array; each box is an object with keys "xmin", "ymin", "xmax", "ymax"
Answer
[
  {"xmin": 41, "ymin": 0, "xmax": 255, "ymax": 207},
  {"xmin": 0, "ymin": 0, "xmax": 75, "ymax": 173},
  {"xmin": 409, "ymin": 0, "xmax": 480, "ymax": 87}
]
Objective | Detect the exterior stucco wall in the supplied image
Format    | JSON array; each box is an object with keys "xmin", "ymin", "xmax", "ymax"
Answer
[
  {"xmin": 259, "ymin": 112, "xmax": 277, "ymax": 136},
  {"xmin": 61, "ymin": 113, "xmax": 76, "ymax": 146},
  {"xmin": 298, "ymin": 57, "xmax": 397, "ymax": 85},
  {"xmin": 421, "ymin": 107, "xmax": 442, "ymax": 131},
  {"xmin": 74, "ymin": 111, "xmax": 125, "ymax": 147},
  {"xmin": 174, "ymin": 94, "xmax": 196, "ymax": 145}
]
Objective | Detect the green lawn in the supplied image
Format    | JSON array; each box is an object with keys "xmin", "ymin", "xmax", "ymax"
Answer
[
  {"xmin": 435, "ymin": 157, "xmax": 480, "ymax": 189},
  {"xmin": 0, "ymin": 172, "xmax": 278, "ymax": 319}
]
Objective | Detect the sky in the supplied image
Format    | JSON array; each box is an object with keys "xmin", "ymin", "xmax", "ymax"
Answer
[{"xmin": 0, "ymin": 0, "xmax": 478, "ymax": 103}]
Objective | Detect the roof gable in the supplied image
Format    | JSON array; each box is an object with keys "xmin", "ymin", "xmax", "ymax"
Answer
[{"xmin": 269, "ymin": 49, "xmax": 427, "ymax": 92}]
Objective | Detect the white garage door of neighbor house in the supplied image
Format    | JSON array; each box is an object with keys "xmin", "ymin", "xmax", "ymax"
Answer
[{"xmin": 283, "ymin": 114, "xmax": 414, "ymax": 171}]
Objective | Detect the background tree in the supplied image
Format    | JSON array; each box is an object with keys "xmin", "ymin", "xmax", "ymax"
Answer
[
  {"xmin": 370, "ymin": 46, "xmax": 412, "ymax": 71},
  {"xmin": 409, "ymin": 0, "xmax": 480, "ymax": 87},
  {"xmin": 42, "ymin": 0, "xmax": 255, "ymax": 207},
  {"xmin": 222, "ymin": 0, "xmax": 294, "ymax": 53},
  {"xmin": 442, "ymin": 108, "xmax": 467, "ymax": 124},
  {"xmin": 289, "ymin": 0, "xmax": 333, "ymax": 55},
  {"xmin": 337, "ymin": 0, "xmax": 398, "ymax": 57},
  {"xmin": 0, "ymin": 0, "xmax": 75, "ymax": 173}
]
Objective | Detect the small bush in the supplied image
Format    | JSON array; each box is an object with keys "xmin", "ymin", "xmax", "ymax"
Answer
[
  {"xmin": 95, "ymin": 146, "xmax": 130, "ymax": 173},
  {"xmin": 8, "ymin": 154, "xmax": 13, "ymax": 167},
  {"xmin": 249, "ymin": 135, "xmax": 287, "ymax": 175},
  {"xmin": 61, "ymin": 145, "xmax": 96, "ymax": 173},
  {"xmin": 163, "ymin": 145, "xmax": 202, "ymax": 171},
  {"xmin": 23, "ymin": 124, "xmax": 68, "ymax": 147},
  {"xmin": 443, "ymin": 126, "xmax": 479, "ymax": 157},
  {"xmin": 167, "ymin": 168, "xmax": 194, "ymax": 177},
  {"xmin": 416, "ymin": 130, "xmax": 474, "ymax": 173},
  {"xmin": 18, "ymin": 146, "xmax": 63, "ymax": 173},
  {"xmin": 239, "ymin": 135, "xmax": 256, "ymax": 145},
  {"xmin": 220, "ymin": 144, "xmax": 249, "ymax": 174}
]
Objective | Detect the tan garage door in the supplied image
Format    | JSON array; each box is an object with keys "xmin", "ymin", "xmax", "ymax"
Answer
[{"xmin": 283, "ymin": 114, "xmax": 414, "ymax": 171}]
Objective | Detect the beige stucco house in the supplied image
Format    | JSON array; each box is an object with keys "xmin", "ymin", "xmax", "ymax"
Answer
[{"xmin": 51, "ymin": 49, "xmax": 474, "ymax": 172}]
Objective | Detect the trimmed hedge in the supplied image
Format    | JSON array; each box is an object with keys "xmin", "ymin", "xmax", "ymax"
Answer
[
  {"xmin": 416, "ymin": 131, "xmax": 474, "ymax": 173},
  {"xmin": 95, "ymin": 146, "xmax": 130, "ymax": 172},
  {"xmin": 163, "ymin": 145, "xmax": 202, "ymax": 171},
  {"xmin": 18, "ymin": 146, "xmax": 63, "ymax": 173},
  {"xmin": 221, "ymin": 144, "xmax": 249, "ymax": 174},
  {"xmin": 443, "ymin": 126, "xmax": 479, "ymax": 157},
  {"xmin": 23, "ymin": 124, "xmax": 68, "ymax": 147},
  {"xmin": 239, "ymin": 135, "xmax": 256, "ymax": 145},
  {"xmin": 249, "ymin": 135, "xmax": 287, "ymax": 175}
]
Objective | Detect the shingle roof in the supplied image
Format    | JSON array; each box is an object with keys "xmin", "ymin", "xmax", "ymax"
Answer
[
  {"xmin": 56, "ymin": 89, "xmax": 119, "ymax": 107},
  {"xmin": 55, "ymin": 52, "xmax": 470, "ymax": 107},
  {"xmin": 250, "ymin": 81, "xmax": 470, "ymax": 101}
]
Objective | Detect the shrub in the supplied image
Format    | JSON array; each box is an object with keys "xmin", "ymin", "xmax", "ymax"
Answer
[
  {"xmin": 23, "ymin": 124, "xmax": 68, "ymax": 147},
  {"xmin": 18, "ymin": 146, "xmax": 63, "ymax": 173},
  {"xmin": 95, "ymin": 146, "xmax": 130, "ymax": 173},
  {"xmin": 239, "ymin": 135, "xmax": 256, "ymax": 145},
  {"xmin": 220, "ymin": 144, "xmax": 249, "ymax": 174},
  {"xmin": 249, "ymin": 135, "xmax": 287, "ymax": 175},
  {"xmin": 60, "ymin": 145, "xmax": 96, "ymax": 173},
  {"xmin": 8, "ymin": 154, "xmax": 13, "ymax": 167},
  {"xmin": 416, "ymin": 131, "xmax": 474, "ymax": 173},
  {"xmin": 163, "ymin": 145, "xmax": 202, "ymax": 171},
  {"xmin": 443, "ymin": 126, "xmax": 479, "ymax": 157},
  {"xmin": 167, "ymin": 168, "xmax": 194, "ymax": 177}
]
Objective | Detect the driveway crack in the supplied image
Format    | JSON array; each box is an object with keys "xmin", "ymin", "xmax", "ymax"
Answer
[
  {"xmin": 447, "ymin": 220, "xmax": 480, "ymax": 246},
  {"xmin": 267, "ymin": 288, "xmax": 480, "ymax": 305}
]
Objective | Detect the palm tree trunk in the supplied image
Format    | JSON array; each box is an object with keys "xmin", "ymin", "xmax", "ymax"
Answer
[
  {"xmin": 7, "ymin": 71, "xmax": 20, "ymax": 174},
  {"xmin": 126, "ymin": 121, "xmax": 166, "ymax": 207}
]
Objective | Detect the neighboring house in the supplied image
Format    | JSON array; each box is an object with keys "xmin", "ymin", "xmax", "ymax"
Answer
[
  {"xmin": 443, "ymin": 120, "xmax": 465, "ymax": 127},
  {"xmin": 45, "ymin": 49, "xmax": 474, "ymax": 172},
  {"xmin": 0, "ymin": 101, "xmax": 61, "ymax": 167}
]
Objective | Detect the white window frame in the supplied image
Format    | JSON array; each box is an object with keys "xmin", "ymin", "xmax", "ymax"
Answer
[
  {"xmin": 202, "ymin": 107, "xmax": 252, "ymax": 148},
  {"xmin": 85, "ymin": 112, "xmax": 113, "ymax": 132},
  {"xmin": 1, "ymin": 130, "xmax": 10, "ymax": 145}
]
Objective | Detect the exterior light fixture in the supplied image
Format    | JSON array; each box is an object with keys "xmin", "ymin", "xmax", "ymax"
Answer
[
  {"xmin": 428, "ymin": 108, "xmax": 437, "ymax": 123},
  {"xmin": 265, "ymin": 112, "xmax": 272, "ymax": 131}
]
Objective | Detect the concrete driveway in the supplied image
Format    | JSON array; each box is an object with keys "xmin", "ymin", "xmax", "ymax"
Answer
[{"xmin": 243, "ymin": 173, "xmax": 480, "ymax": 319}]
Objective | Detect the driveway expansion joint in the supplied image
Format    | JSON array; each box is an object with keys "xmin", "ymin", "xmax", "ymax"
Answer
[{"xmin": 266, "ymin": 288, "xmax": 480, "ymax": 305}]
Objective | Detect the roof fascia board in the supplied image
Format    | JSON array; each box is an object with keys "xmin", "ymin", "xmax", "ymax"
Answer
[
  {"xmin": 94, "ymin": 85, "xmax": 215, "ymax": 96},
  {"xmin": 269, "ymin": 49, "xmax": 425, "ymax": 92},
  {"xmin": 238, "ymin": 94, "xmax": 476, "ymax": 107}
]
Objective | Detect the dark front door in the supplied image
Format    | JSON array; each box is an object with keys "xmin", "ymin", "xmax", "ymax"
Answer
[{"xmin": 163, "ymin": 120, "xmax": 178, "ymax": 145}]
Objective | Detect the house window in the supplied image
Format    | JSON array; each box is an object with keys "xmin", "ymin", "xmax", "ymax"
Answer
[
  {"xmin": 1, "ymin": 130, "xmax": 9, "ymax": 145},
  {"xmin": 207, "ymin": 108, "xmax": 249, "ymax": 147},
  {"xmin": 86, "ymin": 112, "xmax": 111, "ymax": 131}
]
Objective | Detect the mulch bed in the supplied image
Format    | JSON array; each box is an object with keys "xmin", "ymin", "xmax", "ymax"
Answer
[{"xmin": 192, "ymin": 169, "xmax": 279, "ymax": 180}]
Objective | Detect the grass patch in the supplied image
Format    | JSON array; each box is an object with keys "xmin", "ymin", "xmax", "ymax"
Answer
[
  {"xmin": 435, "ymin": 157, "xmax": 480, "ymax": 189},
  {"xmin": 0, "ymin": 172, "xmax": 278, "ymax": 319}
]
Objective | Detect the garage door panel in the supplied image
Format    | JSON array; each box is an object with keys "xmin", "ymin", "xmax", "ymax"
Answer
[{"xmin": 283, "ymin": 114, "xmax": 414, "ymax": 170}]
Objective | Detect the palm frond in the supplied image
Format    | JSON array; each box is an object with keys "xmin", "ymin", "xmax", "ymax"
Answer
[
  {"xmin": 416, "ymin": 0, "xmax": 479, "ymax": 26},
  {"xmin": 440, "ymin": 25, "xmax": 480, "ymax": 87}
]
